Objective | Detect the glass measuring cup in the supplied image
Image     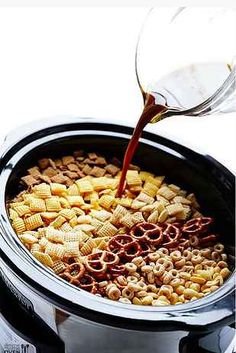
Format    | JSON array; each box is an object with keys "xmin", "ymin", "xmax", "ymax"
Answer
[{"xmin": 136, "ymin": 7, "xmax": 236, "ymax": 121}]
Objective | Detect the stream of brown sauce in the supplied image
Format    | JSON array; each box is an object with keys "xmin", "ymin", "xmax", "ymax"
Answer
[{"xmin": 117, "ymin": 93, "xmax": 167, "ymax": 197}]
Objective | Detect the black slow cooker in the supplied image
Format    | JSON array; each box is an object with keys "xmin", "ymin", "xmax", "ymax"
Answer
[{"xmin": 0, "ymin": 118, "xmax": 235, "ymax": 353}]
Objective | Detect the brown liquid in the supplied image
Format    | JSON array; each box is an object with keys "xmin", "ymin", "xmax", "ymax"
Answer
[{"xmin": 117, "ymin": 93, "xmax": 168, "ymax": 197}]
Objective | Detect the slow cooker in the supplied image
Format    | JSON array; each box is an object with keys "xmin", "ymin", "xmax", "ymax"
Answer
[{"xmin": 0, "ymin": 118, "xmax": 235, "ymax": 353}]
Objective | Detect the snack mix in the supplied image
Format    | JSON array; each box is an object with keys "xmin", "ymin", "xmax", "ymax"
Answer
[{"xmin": 8, "ymin": 150, "xmax": 231, "ymax": 306}]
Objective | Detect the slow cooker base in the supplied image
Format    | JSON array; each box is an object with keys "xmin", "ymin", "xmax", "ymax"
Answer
[{"xmin": 1, "ymin": 275, "xmax": 235, "ymax": 353}]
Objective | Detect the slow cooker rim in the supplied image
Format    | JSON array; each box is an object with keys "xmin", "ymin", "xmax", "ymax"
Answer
[{"xmin": 0, "ymin": 118, "xmax": 235, "ymax": 330}]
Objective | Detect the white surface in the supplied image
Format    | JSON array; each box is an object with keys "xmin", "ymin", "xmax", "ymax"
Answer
[
  {"xmin": 0, "ymin": 7, "xmax": 235, "ymax": 172},
  {"xmin": 0, "ymin": 7, "xmax": 235, "ymax": 352}
]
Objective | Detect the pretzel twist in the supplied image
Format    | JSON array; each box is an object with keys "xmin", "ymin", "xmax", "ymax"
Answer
[
  {"xmin": 78, "ymin": 273, "xmax": 97, "ymax": 294},
  {"xmin": 108, "ymin": 234, "xmax": 142, "ymax": 261},
  {"xmin": 162, "ymin": 223, "xmax": 181, "ymax": 248},
  {"xmin": 109, "ymin": 264, "xmax": 126, "ymax": 278},
  {"xmin": 85, "ymin": 250, "xmax": 119, "ymax": 276},
  {"xmin": 59, "ymin": 262, "xmax": 85, "ymax": 286},
  {"xmin": 131, "ymin": 222, "xmax": 163, "ymax": 246},
  {"xmin": 199, "ymin": 234, "xmax": 217, "ymax": 245},
  {"xmin": 139, "ymin": 241, "xmax": 153, "ymax": 257},
  {"xmin": 182, "ymin": 217, "xmax": 213, "ymax": 235},
  {"xmin": 178, "ymin": 237, "xmax": 190, "ymax": 249}
]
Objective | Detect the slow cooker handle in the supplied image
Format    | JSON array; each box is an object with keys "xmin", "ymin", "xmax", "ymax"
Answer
[
  {"xmin": 179, "ymin": 325, "xmax": 236, "ymax": 353},
  {"xmin": 180, "ymin": 290, "xmax": 235, "ymax": 333}
]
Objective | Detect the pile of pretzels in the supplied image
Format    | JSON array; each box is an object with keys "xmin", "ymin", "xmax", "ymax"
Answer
[{"xmin": 59, "ymin": 217, "xmax": 217, "ymax": 294}]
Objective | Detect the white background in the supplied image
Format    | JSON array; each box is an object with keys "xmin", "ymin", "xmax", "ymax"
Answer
[
  {"xmin": 0, "ymin": 6, "xmax": 235, "ymax": 352},
  {"xmin": 0, "ymin": 7, "xmax": 235, "ymax": 172}
]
